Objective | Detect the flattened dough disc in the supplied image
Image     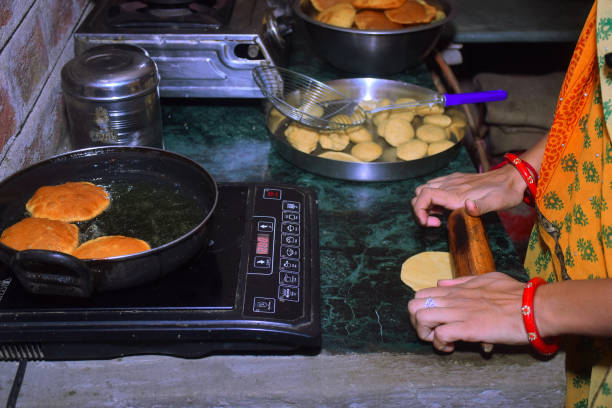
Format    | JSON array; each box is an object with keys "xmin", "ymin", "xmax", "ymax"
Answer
[{"xmin": 400, "ymin": 251, "xmax": 456, "ymax": 291}]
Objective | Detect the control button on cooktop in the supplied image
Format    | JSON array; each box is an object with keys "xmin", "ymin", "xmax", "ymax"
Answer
[
  {"xmin": 282, "ymin": 201, "xmax": 300, "ymax": 212},
  {"xmin": 257, "ymin": 220, "xmax": 274, "ymax": 232},
  {"xmin": 253, "ymin": 297, "xmax": 276, "ymax": 313},
  {"xmin": 278, "ymin": 285, "xmax": 299, "ymax": 302}
]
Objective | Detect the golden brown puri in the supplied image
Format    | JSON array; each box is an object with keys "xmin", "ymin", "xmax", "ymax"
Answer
[
  {"xmin": 353, "ymin": 0, "xmax": 407, "ymax": 9},
  {"xmin": 385, "ymin": 0, "xmax": 436, "ymax": 24},
  {"xmin": 311, "ymin": 0, "xmax": 354, "ymax": 12},
  {"xmin": 316, "ymin": 3, "xmax": 356, "ymax": 28},
  {"xmin": 26, "ymin": 181, "xmax": 110, "ymax": 222},
  {"xmin": 72, "ymin": 235, "xmax": 151, "ymax": 259},
  {"xmin": 354, "ymin": 10, "xmax": 404, "ymax": 30},
  {"xmin": 0, "ymin": 217, "xmax": 79, "ymax": 253}
]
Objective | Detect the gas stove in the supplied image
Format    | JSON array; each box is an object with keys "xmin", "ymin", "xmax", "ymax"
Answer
[
  {"xmin": 74, "ymin": 0, "xmax": 292, "ymax": 98},
  {"xmin": 0, "ymin": 183, "xmax": 320, "ymax": 361}
]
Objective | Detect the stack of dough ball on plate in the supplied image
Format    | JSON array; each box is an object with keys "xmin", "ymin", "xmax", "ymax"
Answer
[
  {"xmin": 309, "ymin": 0, "xmax": 446, "ymax": 30},
  {"xmin": 278, "ymin": 94, "xmax": 467, "ymax": 163}
]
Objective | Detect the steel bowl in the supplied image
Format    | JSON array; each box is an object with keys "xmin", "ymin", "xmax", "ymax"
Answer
[
  {"xmin": 293, "ymin": 0, "xmax": 456, "ymax": 75},
  {"xmin": 265, "ymin": 77, "xmax": 465, "ymax": 181}
]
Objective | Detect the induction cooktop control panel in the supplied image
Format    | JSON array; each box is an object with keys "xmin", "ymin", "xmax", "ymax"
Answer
[{"xmin": 243, "ymin": 186, "xmax": 309, "ymax": 321}]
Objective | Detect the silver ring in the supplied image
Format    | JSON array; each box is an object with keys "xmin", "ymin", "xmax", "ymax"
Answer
[{"xmin": 424, "ymin": 297, "xmax": 437, "ymax": 309}]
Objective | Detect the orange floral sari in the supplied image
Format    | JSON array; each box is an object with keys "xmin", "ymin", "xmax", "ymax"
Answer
[{"xmin": 524, "ymin": 1, "xmax": 612, "ymax": 406}]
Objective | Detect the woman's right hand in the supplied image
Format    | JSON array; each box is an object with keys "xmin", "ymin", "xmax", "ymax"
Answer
[{"xmin": 411, "ymin": 164, "xmax": 527, "ymax": 227}]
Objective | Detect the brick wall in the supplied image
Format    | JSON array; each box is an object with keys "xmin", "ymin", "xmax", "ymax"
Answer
[{"xmin": 0, "ymin": 0, "xmax": 92, "ymax": 181}]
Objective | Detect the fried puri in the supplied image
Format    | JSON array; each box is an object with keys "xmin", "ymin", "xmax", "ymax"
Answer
[
  {"xmin": 73, "ymin": 235, "xmax": 151, "ymax": 259},
  {"xmin": 311, "ymin": 0, "xmax": 354, "ymax": 12},
  {"xmin": 26, "ymin": 181, "xmax": 110, "ymax": 222},
  {"xmin": 0, "ymin": 217, "xmax": 79, "ymax": 253},
  {"xmin": 316, "ymin": 3, "xmax": 356, "ymax": 28},
  {"xmin": 353, "ymin": 0, "xmax": 407, "ymax": 9},
  {"xmin": 384, "ymin": 0, "xmax": 436, "ymax": 25},
  {"xmin": 355, "ymin": 10, "xmax": 404, "ymax": 30}
]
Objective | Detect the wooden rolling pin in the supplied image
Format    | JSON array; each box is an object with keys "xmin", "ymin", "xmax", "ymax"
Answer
[{"xmin": 447, "ymin": 207, "xmax": 496, "ymax": 353}]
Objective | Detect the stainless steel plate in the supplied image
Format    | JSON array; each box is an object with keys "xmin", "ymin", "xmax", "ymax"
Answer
[{"xmin": 265, "ymin": 78, "xmax": 464, "ymax": 181}]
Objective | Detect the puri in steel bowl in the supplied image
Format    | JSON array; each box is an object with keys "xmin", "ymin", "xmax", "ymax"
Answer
[{"xmin": 293, "ymin": 0, "xmax": 456, "ymax": 75}]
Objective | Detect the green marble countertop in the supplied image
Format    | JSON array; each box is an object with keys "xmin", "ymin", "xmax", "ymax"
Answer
[
  {"xmin": 161, "ymin": 92, "xmax": 525, "ymax": 356},
  {"xmin": 158, "ymin": 28, "xmax": 525, "ymax": 354}
]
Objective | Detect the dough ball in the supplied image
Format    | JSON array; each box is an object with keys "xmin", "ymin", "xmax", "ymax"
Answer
[
  {"xmin": 389, "ymin": 110, "xmax": 415, "ymax": 122},
  {"xmin": 446, "ymin": 124, "xmax": 466, "ymax": 141},
  {"xmin": 446, "ymin": 108, "xmax": 468, "ymax": 127},
  {"xmin": 267, "ymin": 107, "xmax": 285, "ymax": 133},
  {"xmin": 285, "ymin": 124, "xmax": 319, "ymax": 154},
  {"xmin": 318, "ymin": 151, "xmax": 361, "ymax": 162},
  {"xmin": 299, "ymin": 103, "xmax": 325, "ymax": 118},
  {"xmin": 415, "ymin": 104, "xmax": 444, "ymax": 116},
  {"xmin": 372, "ymin": 98, "xmax": 392, "ymax": 125},
  {"xmin": 351, "ymin": 141, "xmax": 383, "ymax": 162},
  {"xmin": 400, "ymin": 251, "xmax": 455, "ymax": 291},
  {"xmin": 358, "ymin": 99, "xmax": 378, "ymax": 112},
  {"xmin": 423, "ymin": 114, "xmax": 452, "ymax": 128},
  {"xmin": 347, "ymin": 127, "xmax": 373, "ymax": 143},
  {"xmin": 316, "ymin": 3, "xmax": 356, "ymax": 28},
  {"xmin": 396, "ymin": 139, "xmax": 428, "ymax": 161},
  {"xmin": 383, "ymin": 117, "xmax": 415, "ymax": 146},
  {"xmin": 416, "ymin": 123, "xmax": 447, "ymax": 143},
  {"xmin": 427, "ymin": 140, "xmax": 455, "ymax": 156},
  {"xmin": 319, "ymin": 132, "xmax": 350, "ymax": 151}
]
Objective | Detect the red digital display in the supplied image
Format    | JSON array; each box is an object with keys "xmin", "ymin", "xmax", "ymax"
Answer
[
  {"xmin": 256, "ymin": 234, "xmax": 270, "ymax": 255},
  {"xmin": 266, "ymin": 190, "xmax": 280, "ymax": 198}
]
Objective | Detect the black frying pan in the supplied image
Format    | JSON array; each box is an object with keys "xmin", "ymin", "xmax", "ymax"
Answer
[{"xmin": 0, "ymin": 146, "xmax": 218, "ymax": 297}]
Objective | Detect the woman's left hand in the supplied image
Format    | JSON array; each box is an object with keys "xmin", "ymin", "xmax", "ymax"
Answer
[{"xmin": 407, "ymin": 272, "xmax": 528, "ymax": 352}]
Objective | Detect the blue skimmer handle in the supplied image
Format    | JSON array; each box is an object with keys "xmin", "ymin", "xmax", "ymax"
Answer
[{"xmin": 444, "ymin": 90, "xmax": 508, "ymax": 106}]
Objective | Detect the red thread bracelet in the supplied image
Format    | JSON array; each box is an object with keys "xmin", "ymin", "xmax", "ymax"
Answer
[
  {"xmin": 490, "ymin": 153, "xmax": 538, "ymax": 206},
  {"xmin": 521, "ymin": 277, "xmax": 560, "ymax": 356}
]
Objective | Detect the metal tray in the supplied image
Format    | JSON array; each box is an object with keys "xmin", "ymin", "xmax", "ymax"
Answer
[{"xmin": 265, "ymin": 78, "xmax": 464, "ymax": 181}]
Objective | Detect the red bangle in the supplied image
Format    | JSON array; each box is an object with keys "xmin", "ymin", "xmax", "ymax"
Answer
[
  {"xmin": 490, "ymin": 153, "xmax": 538, "ymax": 206},
  {"xmin": 521, "ymin": 277, "xmax": 560, "ymax": 356}
]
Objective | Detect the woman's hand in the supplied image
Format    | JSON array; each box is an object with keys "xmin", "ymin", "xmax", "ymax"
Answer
[
  {"xmin": 411, "ymin": 165, "xmax": 526, "ymax": 227},
  {"xmin": 407, "ymin": 272, "xmax": 528, "ymax": 352}
]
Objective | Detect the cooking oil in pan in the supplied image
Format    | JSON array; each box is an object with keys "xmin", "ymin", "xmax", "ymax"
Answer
[{"xmin": 77, "ymin": 180, "xmax": 207, "ymax": 249}]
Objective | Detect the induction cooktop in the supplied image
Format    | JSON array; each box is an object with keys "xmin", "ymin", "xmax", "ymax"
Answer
[{"xmin": 0, "ymin": 182, "xmax": 320, "ymax": 360}]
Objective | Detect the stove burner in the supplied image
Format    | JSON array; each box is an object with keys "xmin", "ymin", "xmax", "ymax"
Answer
[{"xmin": 107, "ymin": 0, "xmax": 235, "ymax": 30}]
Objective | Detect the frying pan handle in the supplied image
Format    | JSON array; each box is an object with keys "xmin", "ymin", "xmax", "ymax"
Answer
[
  {"xmin": 10, "ymin": 250, "xmax": 93, "ymax": 297},
  {"xmin": 444, "ymin": 90, "xmax": 508, "ymax": 107}
]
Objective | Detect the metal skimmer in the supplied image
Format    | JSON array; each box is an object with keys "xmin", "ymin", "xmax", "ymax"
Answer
[{"xmin": 253, "ymin": 65, "xmax": 368, "ymax": 131}]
